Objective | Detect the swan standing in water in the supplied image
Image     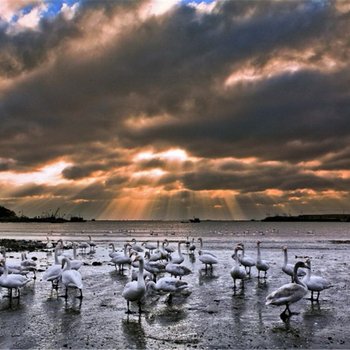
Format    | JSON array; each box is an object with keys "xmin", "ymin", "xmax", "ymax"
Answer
[
  {"xmin": 266, "ymin": 261, "xmax": 309, "ymax": 321},
  {"xmin": 43, "ymin": 241, "xmax": 63, "ymax": 289},
  {"xmin": 282, "ymin": 246, "xmax": 305, "ymax": 282},
  {"xmin": 256, "ymin": 241, "xmax": 270, "ymax": 278},
  {"xmin": 198, "ymin": 251, "xmax": 218, "ymax": 273},
  {"xmin": 147, "ymin": 276, "xmax": 190, "ymax": 303},
  {"xmin": 230, "ymin": 246, "xmax": 247, "ymax": 289},
  {"xmin": 60, "ymin": 257, "xmax": 83, "ymax": 299},
  {"xmin": 302, "ymin": 259, "xmax": 333, "ymax": 302},
  {"xmin": 0, "ymin": 259, "xmax": 31, "ymax": 300},
  {"xmin": 197, "ymin": 238, "xmax": 217, "ymax": 257},
  {"xmin": 88, "ymin": 235, "xmax": 96, "ymax": 252},
  {"xmin": 169, "ymin": 240, "xmax": 185, "ymax": 264},
  {"xmin": 122, "ymin": 255, "xmax": 146, "ymax": 314},
  {"xmin": 235, "ymin": 243, "xmax": 255, "ymax": 276}
]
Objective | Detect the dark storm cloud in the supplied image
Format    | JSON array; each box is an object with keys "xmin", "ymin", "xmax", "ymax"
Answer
[{"xmin": 1, "ymin": 0, "xmax": 350, "ymax": 218}]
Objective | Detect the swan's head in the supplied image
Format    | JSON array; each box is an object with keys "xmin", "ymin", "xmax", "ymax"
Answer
[
  {"xmin": 294, "ymin": 261, "xmax": 310, "ymax": 270},
  {"xmin": 61, "ymin": 257, "xmax": 70, "ymax": 268},
  {"xmin": 257, "ymin": 240, "xmax": 261, "ymax": 245},
  {"xmin": 282, "ymin": 246, "xmax": 287, "ymax": 251},
  {"xmin": 305, "ymin": 258, "xmax": 312, "ymax": 267}
]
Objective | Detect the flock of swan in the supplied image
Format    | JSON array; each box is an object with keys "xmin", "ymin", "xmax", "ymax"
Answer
[{"xmin": 0, "ymin": 236, "xmax": 333, "ymax": 321}]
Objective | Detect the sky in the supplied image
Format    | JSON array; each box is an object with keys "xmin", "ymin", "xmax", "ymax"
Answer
[{"xmin": 0, "ymin": 0, "xmax": 350, "ymax": 221}]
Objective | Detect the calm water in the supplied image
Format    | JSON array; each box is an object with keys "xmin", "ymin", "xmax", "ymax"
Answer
[{"xmin": 1, "ymin": 220, "xmax": 349, "ymax": 244}]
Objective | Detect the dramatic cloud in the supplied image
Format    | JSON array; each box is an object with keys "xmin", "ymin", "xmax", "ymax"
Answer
[{"xmin": 0, "ymin": 0, "xmax": 349, "ymax": 220}]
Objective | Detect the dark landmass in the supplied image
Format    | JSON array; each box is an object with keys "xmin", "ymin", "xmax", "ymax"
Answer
[
  {"xmin": 262, "ymin": 214, "xmax": 350, "ymax": 222},
  {"xmin": 0, "ymin": 205, "xmax": 86, "ymax": 223}
]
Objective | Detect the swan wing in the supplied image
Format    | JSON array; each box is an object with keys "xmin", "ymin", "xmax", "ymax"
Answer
[{"xmin": 266, "ymin": 283, "xmax": 306, "ymax": 305}]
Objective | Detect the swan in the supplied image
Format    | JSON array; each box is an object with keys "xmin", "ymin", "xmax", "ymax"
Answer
[
  {"xmin": 122, "ymin": 255, "xmax": 146, "ymax": 314},
  {"xmin": 144, "ymin": 252, "xmax": 166, "ymax": 281},
  {"xmin": 188, "ymin": 238, "xmax": 196, "ymax": 254},
  {"xmin": 165, "ymin": 263, "xmax": 192, "ymax": 280},
  {"xmin": 130, "ymin": 238, "xmax": 144, "ymax": 253},
  {"xmin": 235, "ymin": 243, "xmax": 255, "ymax": 275},
  {"xmin": 45, "ymin": 236, "xmax": 53, "ymax": 250},
  {"xmin": 78, "ymin": 239, "xmax": 90, "ymax": 254},
  {"xmin": 169, "ymin": 240, "xmax": 185, "ymax": 264},
  {"xmin": 60, "ymin": 257, "xmax": 83, "ymax": 299},
  {"xmin": 197, "ymin": 238, "xmax": 217, "ymax": 257},
  {"xmin": 162, "ymin": 239, "xmax": 175, "ymax": 254},
  {"xmin": 109, "ymin": 243, "xmax": 122, "ymax": 259},
  {"xmin": 282, "ymin": 246, "xmax": 305, "ymax": 282},
  {"xmin": 198, "ymin": 251, "xmax": 218, "ymax": 272},
  {"xmin": 147, "ymin": 276, "xmax": 190, "ymax": 303},
  {"xmin": 111, "ymin": 243, "xmax": 132, "ymax": 272},
  {"xmin": 302, "ymin": 259, "xmax": 333, "ymax": 301},
  {"xmin": 69, "ymin": 242, "xmax": 83, "ymax": 271},
  {"xmin": 88, "ymin": 235, "xmax": 96, "ymax": 252},
  {"xmin": 43, "ymin": 241, "xmax": 63, "ymax": 289},
  {"xmin": 266, "ymin": 261, "xmax": 309, "ymax": 320},
  {"xmin": 142, "ymin": 241, "xmax": 158, "ymax": 253},
  {"xmin": 20, "ymin": 252, "xmax": 37, "ymax": 279},
  {"xmin": 230, "ymin": 246, "xmax": 247, "ymax": 289},
  {"xmin": 256, "ymin": 241, "xmax": 270, "ymax": 278},
  {"xmin": 0, "ymin": 259, "xmax": 31, "ymax": 299}
]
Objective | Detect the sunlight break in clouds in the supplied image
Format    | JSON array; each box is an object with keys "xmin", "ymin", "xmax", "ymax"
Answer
[{"xmin": 1, "ymin": 0, "xmax": 350, "ymax": 220}]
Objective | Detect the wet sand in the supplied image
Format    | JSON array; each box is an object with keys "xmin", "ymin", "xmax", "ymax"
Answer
[{"xmin": 0, "ymin": 236, "xmax": 349, "ymax": 349}]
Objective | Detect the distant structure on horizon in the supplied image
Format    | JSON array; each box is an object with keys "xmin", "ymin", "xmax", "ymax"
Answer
[{"xmin": 262, "ymin": 214, "xmax": 350, "ymax": 222}]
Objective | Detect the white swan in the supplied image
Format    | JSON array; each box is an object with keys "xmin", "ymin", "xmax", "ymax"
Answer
[
  {"xmin": 122, "ymin": 255, "xmax": 146, "ymax": 314},
  {"xmin": 20, "ymin": 252, "xmax": 37, "ymax": 279},
  {"xmin": 230, "ymin": 246, "xmax": 247, "ymax": 289},
  {"xmin": 88, "ymin": 235, "xmax": 96, "ymax": 252},
  {"xmin": 109, "ymin": 243, "xmax": 122, "ymax": 259},
  {"xmin": 0, "ymin": 259, "xmax": 31, "ymax": 299},
  {"xmin": 111, "ymin": 243, "xmax": 131, "ymax": 272},
  {"xmin": 165, "ymin": 263, "xmax": 192, "ymax": 280},
  {"xmin": 144, "ymin": 252, "xmax": 166, "ymax": 281},
  {"xmin": 43, "ymin": 241, "xmax": 63, "ymax": 289},
  {"xmin": 256, "ymin": 241, "xmax": 270, "ymax": 278},
  {"xmin": 147, "ymin": 276, "xmax": 190, "ymax": 303},
  {"xmin": 235, "ymin": 243, "xmax": 255, "ymax": 275},
  {"xmin": 169, "ymin": 240, "xmax": 185, "ymax": 265},
  {"xmin": 302, "ymin": 259, "xmax": 333, "ymax": 301},
  {"xmin": 130, "ymin": 238, "xmax": 144, "ymax": 253},
  {"xmin": 282, "ymin": 246, "xmax": 305, "ymax": 282},
  {"xmin": 142, "ymin": 241, "xmax": 158, "ymax": 253},
  {"xmin": 197, "ymin": 237, "xmax": 217, "ymax": 257},
  {"xmin": 162, "ymin": 239, "xmax": 175, "ymax": 254},
  {"xmin": 266, "ymin": 261, "xmax": 309, "ymax": 320},
  {"xmin": 188, "ymin": 238, "xmax": 196, "ymax": 254},
  {"xmin": 61, "ymin": 257, "xmax": 83, "ymax": 299},
  {"xmin": 198, "ymin": 251, "xmax": 218, "ymax": 272},
  {"xmin": 78, "ymin": 239, "xmax": 90, "ymax": 254},
  {"xmin": 69, "ymin": 242, "xmax": 83, "ymax": 271}
]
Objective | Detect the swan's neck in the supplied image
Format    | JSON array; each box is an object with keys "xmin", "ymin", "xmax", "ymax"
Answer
[
  {"xmin": 234, "ymin": 249, "xmax": 239, "ymax": 264},
  {"xmin": 199, "ymin": 238, "xmax": 203, "ymax": 250},
  {"xmin": 294, "ymin": 265, "xmax": 306, "ymax": 287},
  {"xmin": 138, "ymin": 258, "xmax": 145, "ymax": 288},
  {"xmin": 73, "ymin": 244, "xmax": 77, "ymax": 259},
  {"xmin": 283, "ymin": 249, "xmax": 288, "ymax": 266},
  {"xmin": 257, "ymin": 244, "xmax": 261, "ymax": 261},
  {"xmin": 63, "ymin": 258, "xmax": 71, "ymax": 271},
  {"xmin": 110, "ymin": 243, "xmax": 115, "ymax": 253},
  {"xmin": 54, "ymin": 246, "xmax": 60, "ymax": 264},
  {"xmin": 178, "ymin": 242, "xmax": 183, "ymax": 257}
]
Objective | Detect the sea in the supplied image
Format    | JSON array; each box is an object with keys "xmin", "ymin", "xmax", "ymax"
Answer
[{"xmin": 1, "ymin": 220, "xmax": 349, "ymax": 247}]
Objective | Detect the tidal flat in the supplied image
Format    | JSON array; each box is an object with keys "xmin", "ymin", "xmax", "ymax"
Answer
[{"xmin": 0, "ymin": 233, "xmax": 349, "ymax": 349}]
